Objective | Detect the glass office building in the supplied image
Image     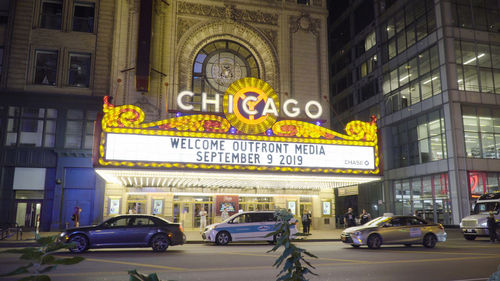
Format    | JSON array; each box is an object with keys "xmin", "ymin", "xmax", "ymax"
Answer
[{"xmin": 327, "ymin": 0, "xmax": 500, "ymax": 225}]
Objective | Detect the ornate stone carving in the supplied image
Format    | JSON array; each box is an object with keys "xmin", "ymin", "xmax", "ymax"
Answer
[
  {"xmin": 154, "ymin": 0, "xmax": 168, "ymax": 15},
  {"xmin": 177, "ymin": 1, "xmax": 278, "ymax": 26},
  {"xmin": 260, "ymin": 28, "xmax": 278, "ymax": 50},
  {"xmin": 177, "ymin": 2, "xmax": 225, "ymax": 18},
  {"xmin": 290, "ymin": 13, "xmax": 320, "ymax": 37},
  {"xmin": 177, "ymin": 17, "xmax": 200, "ymax": 43}
]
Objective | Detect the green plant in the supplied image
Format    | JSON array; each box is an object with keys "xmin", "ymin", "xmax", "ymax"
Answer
[
  {"xmin": 0, "ymin": 235, "xmax": 84, "ymax": 281},
  {"xmin": 266, "ymin": 208, "xmax": 318, "ymax": 281},
  {"xmin": 488, "ymin": 264, "xmax": 500, "ymax": 281},
  {"xmin": 128, "ymin": 270, "xmax": 176, "ymax": 281}
]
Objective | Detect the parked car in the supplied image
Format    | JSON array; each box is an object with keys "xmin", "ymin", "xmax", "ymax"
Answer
[
  {"xmin": 59, "ymin": 214, "xmax": 186, "ymax": 253},
  {"xmin": 340, "ymin": 215, "xmax": 447, "ymax": 249},
  {"xmin": 202, "ymin": 211, "xmax": 297, "ymax": 245}
]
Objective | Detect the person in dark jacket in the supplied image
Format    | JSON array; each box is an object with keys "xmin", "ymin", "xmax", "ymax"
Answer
[
  {"xmin": 359, "ymin": 209, "xmax": 372, "ymax": 225},
  {"xmin": 487, "ymin": 211, "xmax": 498, "ymax": 243},
  {"xmin": 344, "ymin": 208, "xmax": 356, "ymax": 227}
]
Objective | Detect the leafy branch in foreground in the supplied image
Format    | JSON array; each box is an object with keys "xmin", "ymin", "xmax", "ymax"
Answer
[
  {"xmin": 488, "ymin": 264, "xmax": 500, "ymax": 281},
  {"xmin": 266, "ymin": 208, "xmax": 318, "ymax": 281},
  {"xmin": 0, "ymin": 235, "xmax": 84, "ymax": 281}
]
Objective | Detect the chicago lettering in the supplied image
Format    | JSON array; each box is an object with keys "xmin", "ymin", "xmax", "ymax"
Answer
[{"xmin": 176, "ymin": 90, "xmax": 323, "ymax": 119}]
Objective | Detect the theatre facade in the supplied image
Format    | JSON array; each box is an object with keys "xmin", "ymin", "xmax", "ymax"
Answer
[{"xmin": 94, "ymin": 79, "xmax": 381, "ymax": 229}]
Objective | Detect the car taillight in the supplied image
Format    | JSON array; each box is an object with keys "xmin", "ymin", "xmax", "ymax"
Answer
[{"xmin": 179, "ymin": 225, "xmax": 184, "ymax": 233}]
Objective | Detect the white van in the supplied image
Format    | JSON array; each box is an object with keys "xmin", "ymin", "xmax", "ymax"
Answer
[
  {"xmin": 460, "ymin": 192, "xmax": 500, "ymax": 240},
  {"xmin": 202, "ymin": 211, "xmax": 298, "ymax": 245}
]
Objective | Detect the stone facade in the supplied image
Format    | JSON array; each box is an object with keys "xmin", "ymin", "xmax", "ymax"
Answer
[{"xmin": 111, "ymin": 0, "xmax": 330, "ymax": 124}]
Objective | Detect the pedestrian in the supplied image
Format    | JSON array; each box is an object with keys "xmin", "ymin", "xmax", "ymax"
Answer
[
  {"xmin": 302, "ymin": 210, "xmax": 312, "ymax": 234},
  {"xmin": 487, "ymin": 211, "xmax": 498, "ymax": 243},
  {"xmin": 344, "ymin": 207, "xmax": 356, "ymax": 228},
  {"xmin": 199, "ymin": 208, "xmax": 208, "ymax": 231},
  {"xmin": 72, "ymin": 206, "xmax": 82, "ymax": 227},
  {"xmin": 359, "ymin": 209, "xmax": 371, "ymax": 225},
  {"xmin": 221, "ymin": 207, "xmax": 229, "ymax": 221}
]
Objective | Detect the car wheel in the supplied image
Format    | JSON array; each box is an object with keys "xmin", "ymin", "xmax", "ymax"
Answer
[
  {"xmin": 423, "ymin": 233, "xmax": 437, "ymax": 248},
  {"xmin": 68, "ymin": 234, "xmax": 88, "ymax": 253},
  {"xmin": 151, "ymin": 234, "xmax": 169, "ymax": 252},
  {"xmin": 215, "ymin": 231, "xmax": 231, "ymax": 246},
  {"xmin": 464, "ymin": 235, "xmax": 476, "ymax": 241},
  {"xmin": 351, "ymin": 244, "xmax": 360, "ymax": 248},
  {"xmin": 367, "ymin": 234, "xmax": 382, "ymax": 249}
]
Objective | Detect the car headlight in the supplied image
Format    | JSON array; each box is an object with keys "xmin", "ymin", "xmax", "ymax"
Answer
[
  {"xmin": 459, "ymin": 222, "xmax": 463, "ymax": 228},
  {"xmin": 352, "ymin": 231, "xmax": 361, "ymax": 237},
  {"xmin": 480, "ymin": 221, "xmax": 487, "ymax": 227}
]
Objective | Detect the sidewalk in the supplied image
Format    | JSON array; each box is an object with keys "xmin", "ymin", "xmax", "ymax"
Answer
[{"xmin": 0, "ymin": 228, "xmax": 344, "ymax": 247}]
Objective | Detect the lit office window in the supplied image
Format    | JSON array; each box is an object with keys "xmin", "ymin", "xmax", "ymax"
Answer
[
  {"xmin": 34, "ymin": 50, "xmax": 58, "ymax": 86},
  {"xmin": 391, "ymin": 109, "xmax": 446, "ymax": 168},
  {"xmin": 40, "ymin": 0, "xmax": 62, "ymax": 30},
  {"xmin": 462, "ymin": 106, "xmax": 500, "ymax": 159},
  {"xmin": 455, "ymin": 40, "xmax": 500, "ymax": 94}
]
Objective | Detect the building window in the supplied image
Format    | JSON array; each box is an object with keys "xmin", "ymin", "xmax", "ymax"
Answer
[
  {"xmin": 383, "ymin": 45, "xmax": 441, "ymax": 114},
  {"xmin": 68, "ymin": 53, "xmax": 91, "ymax": 87},
  {"xmin": 6, "ymin": 107, "xmax": 57, "ymax": 147},
  {"xmin": 382, "ymin": 0, "xmax": 435, "ymax": 62},
  {"xmin": 73, "ymin": 2, "xmax": 95, "ymax": 33},
  {"xmin": 190, "ymin": 40, "xmax": 259, "ymax": 111},
  {"xmin": 468, "ymin": 172, "xmax": 500, "ymax": 198},
  {"xmin": 64, "ymin": 109, "xmax": 97, "ymax": 149},
  {"xmin": 455, "ymin": 40, "xmax": 500, "ymax": 93},
  {"xmin": 450, "ymin": 0, "xmax": 500, "ymax": 32},
  {"xmin": 393, "ymin": 173, "xmax": 451, "ymax": 224},
  {"xmin": 391, "ymin": 109, "xmax": 446, "ymax": 168},
  {"xmin": 40, "ymin": 0, "xmax": 62, "ymax": 30},
  {"xmin": 34, "ymin": 50, "xmax": 58, "ymax": 86},
  {"xmin": 462, "ymin": 106, "xmax": 500, "ymax": 159}
]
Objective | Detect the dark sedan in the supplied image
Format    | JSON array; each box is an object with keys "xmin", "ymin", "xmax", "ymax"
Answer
[{"xmin": 59, "ymin": 214, "xmax": 186, "ymax": 253}]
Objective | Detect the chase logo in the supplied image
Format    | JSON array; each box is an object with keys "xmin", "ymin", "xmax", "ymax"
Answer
[{"xmin": 257, "ymin": 225, "xmax": 272, "ymax": 231}]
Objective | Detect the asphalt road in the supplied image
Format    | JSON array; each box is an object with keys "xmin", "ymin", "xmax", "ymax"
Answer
[{"xmin": 1, "ymin": 235, "xmax": 499, "ymax": 281}]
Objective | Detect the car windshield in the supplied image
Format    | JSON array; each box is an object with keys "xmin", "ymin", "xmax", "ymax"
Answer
[
  {"xmin": 364, "ymin": 216, "xmax": 391, "ymax": 227},
  {"xmin": 473, "ymin": 202, "xmax": 499, "ymax": 214}
]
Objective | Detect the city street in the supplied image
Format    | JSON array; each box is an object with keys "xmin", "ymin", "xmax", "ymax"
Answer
[{"xmin": 1, "ymin": 231, "xmax": 499, "ymax": 281}]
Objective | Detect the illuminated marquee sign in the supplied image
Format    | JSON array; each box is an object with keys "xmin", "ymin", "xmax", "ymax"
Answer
[
  {"xmin": 105, "ymin": 134, "xmax": 375, "ymax": 170},
  {"xmin": 96, "ymin": 78, "xmax": 380, "ymax": 175}
]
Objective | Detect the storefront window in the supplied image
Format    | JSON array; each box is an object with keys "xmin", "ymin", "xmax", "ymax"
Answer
[
  {"xmin": 393, "ymin": 173, "xmax": 451, "ymax": 224},
  {"xmin": 468, "ymin": 172, "xmax": 500, "ymax": 198}
]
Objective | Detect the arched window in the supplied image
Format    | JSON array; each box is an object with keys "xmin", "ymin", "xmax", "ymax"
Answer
[{"xmin": 191, "ymin": 40, "xmax": 259, "ymax": 111}]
